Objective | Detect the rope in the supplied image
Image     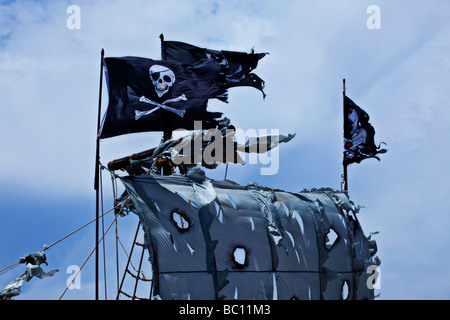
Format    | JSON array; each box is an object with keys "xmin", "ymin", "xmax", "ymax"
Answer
[
  {"xmin": 100, "ymin": 166, "xmax": 108, "ymax": 300},
  {"xmin": 224, "ymin": 163, "xmax": 229, "ymax": 180},
  {"xmin": 132, "ymin": 243, "xmax": 146, "ymax": 299},
  {"xmin": 111, "ymin": 171, "xmax": 120, "ymax": 293},
  {"xmin": 116, "ymin": 235, "xmax": 151, "ymax": 281},
  {"xmin": 116, "ymin": 222, "xmax": 141, "ymax": 300},
  {"xmin": 0, "ymin": 262, "xmax": 20, "ymax": 277},
  {"xmin": 59, "ymin": 205, "xmax": 125, "ymax": 300},
  {"xmin": 0, "ymin": 198, "xmax": 130, "ymax": 279}
]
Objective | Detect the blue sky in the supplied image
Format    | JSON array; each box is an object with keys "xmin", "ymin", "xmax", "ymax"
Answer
[{"xmin": 1, "ymin": 0, "xmax": 450, "ymax": 300}]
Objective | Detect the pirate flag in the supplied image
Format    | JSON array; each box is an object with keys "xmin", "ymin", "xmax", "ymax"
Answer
[
  {"xmin": 99, "ymin": 56, "xmax": 227, "ymax": 139},
  {"xmin": 161, "ymin": 35, "xmax": 267, "ymax": 98},
  {"xmin": 343, "ymin": 95, "xmax": 387, "ymax": 166}
]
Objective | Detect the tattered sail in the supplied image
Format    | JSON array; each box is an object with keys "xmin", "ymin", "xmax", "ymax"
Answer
[
  {"xmin": 0, "ymin": 252, "xmax": 59, "ymax": 300},
  {"xmin": 121, "ymin": 117, "xmax": 296, "ymax": 175},
  {"xmin": 118, "ymin": 169, "xmax": 379, "ymax": 300}
]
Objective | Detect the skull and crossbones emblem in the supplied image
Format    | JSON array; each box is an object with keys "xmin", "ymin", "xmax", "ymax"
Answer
[
  {"xmin": 135, "ymin": 65, "xmax": 187, "ymax": 120},
  {"xmin": 149, "ymin": 65, "xmax": 175, "ymax": 98}
]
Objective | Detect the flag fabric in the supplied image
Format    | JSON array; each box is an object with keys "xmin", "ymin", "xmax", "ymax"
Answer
[
  {"xmin": 343, "ymin": 95, "xmax": 387, "ymax": 165},
  {"xmin": 161, "ymin": 36, "xmax": 267, "ymax": 98},
  {"xmin": 99, "ymin": 56, "xmax": 227, "ymax": 139}
]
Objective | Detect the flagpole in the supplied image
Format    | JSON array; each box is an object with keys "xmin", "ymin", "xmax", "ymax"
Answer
[
  {"xmin": 342, "ymin": 78, "xmax": 348, "ymax": 193},
  {"xmin": 94, "ymin": 48, "xmax": 105, "ymax": 300},
  {"xmin": 160, "ymin": 33, "xmax": 165, "ymax": 59},
  {"xmin": 160, "ymin": 33, "xmax": 173, "ymax": 175}
]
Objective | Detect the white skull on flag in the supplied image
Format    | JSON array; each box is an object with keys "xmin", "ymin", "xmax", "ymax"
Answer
[{"xmin": 149, "ymin": 65, "xmax": 175, "ymax": 98}]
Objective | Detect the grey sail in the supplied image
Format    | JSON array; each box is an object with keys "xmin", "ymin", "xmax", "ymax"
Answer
[{"xmin": 119, "ymin": 169, "xmax": 379, "ymax": 300}]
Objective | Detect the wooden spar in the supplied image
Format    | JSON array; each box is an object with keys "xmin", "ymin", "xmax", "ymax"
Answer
[{"xmin": 107, "ymin": 147, "xmax": 157, "ymax": 171}]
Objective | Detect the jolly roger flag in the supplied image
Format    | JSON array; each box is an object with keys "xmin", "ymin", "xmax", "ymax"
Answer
[
  {"xmin": 99, "ymin": 56, "xmax": 227, "ymax": 139},
  {"xmin": 161, "ymin": 36, "xmax": 267, "ymax": 98},
  {"xmin": 343, "ymin": 95, "xmax": 387, "ymax": 166}
]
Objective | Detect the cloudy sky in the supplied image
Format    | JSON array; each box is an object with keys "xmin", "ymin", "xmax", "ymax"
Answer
[{"xmin": 1, "ymin": 0, "xmax": 450, "ymax": 300}]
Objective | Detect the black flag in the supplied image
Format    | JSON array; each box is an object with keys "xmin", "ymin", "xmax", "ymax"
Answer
[
  {"xmin": 161, "ymin": 35, "xmax": 267, "ymax": 98},
  {"xmin": 99, "ymin": 56, "xmax": 226, "ymax": 139},
  {"xmin": 343, "ymin": 95, "xmax": 387, "ymax": 165}
]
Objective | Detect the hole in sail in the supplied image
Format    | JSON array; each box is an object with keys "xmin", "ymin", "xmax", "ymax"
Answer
[
  {"xmin": 325, "ymin": 228, "xmax": 339, "ymax": 250},
  {"xmin": 232, "ymin": 246, "xmax": 247, "ymax": 268},
  {"xmin": 233, "ymin": 248, "xmax": 246, "ymax": 265},
  {"xmin": 171, "ymin": 211, "xmax": 191, "ymax": 231},
  {"xmin": 342, "ymin": 280, "xmax": 350, "ymax": 300}
]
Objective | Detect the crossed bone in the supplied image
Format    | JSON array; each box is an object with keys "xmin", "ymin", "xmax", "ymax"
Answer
[{"xmin": 135, "ymin": 94, "xmax": 187, "ymax": 120}]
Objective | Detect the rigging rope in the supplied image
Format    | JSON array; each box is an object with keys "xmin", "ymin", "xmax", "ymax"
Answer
[
  {"xmin": 224, "ymin": 163, "xmax": 229, "ymax": 180},
  {"xmin": 0, "ymin": 262, "xmax": 20, "ymax": 277},
  {"xmin": 42, "ymin": 198, "xmax": 130, "ymax": 252},
  {"xmin": 100, "ymin": 165, "xmax": 108, "ymax": 300},
  {"xmin": 110, "ymin": 170, "xmax": 120, "ymax": 293},
  {"xmin": 116, "ymin": 235, "xmax": 151, "ymax": 281},
  {"xmin": 0, "ymin": 198, "xmax": 130, "ymax": 278}
]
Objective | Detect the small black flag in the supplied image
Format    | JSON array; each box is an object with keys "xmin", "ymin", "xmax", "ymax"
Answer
[
  {"xmin": 343, "ymin": 95, "xmax": 387, "ymax": 165},
  {"xmin": 99, "ymin": 56, "xmax": 226, "ymax": 139},
  {"xmin": 161, "ymin": 35, "xmax": 267, "ymax": 98}
]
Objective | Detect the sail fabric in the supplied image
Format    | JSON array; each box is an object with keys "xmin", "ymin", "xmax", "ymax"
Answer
[
  {"xmin": 124, "ymin": 121, "xmax": 296, "ymax": 174},
  {"xmin": 343, "ymin": 95, "xmax": 387, "ymax": 165},
  {"xmin": 161, "ymin": 37, "xmax": 267, "ymax": 98},
  {"xmin": 99, "ymin": 56, "xmax": 226, "ymax": 139},
  {"xmin": 119, "ymin": 170, "xmax": 379, "ymax": 300}
]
